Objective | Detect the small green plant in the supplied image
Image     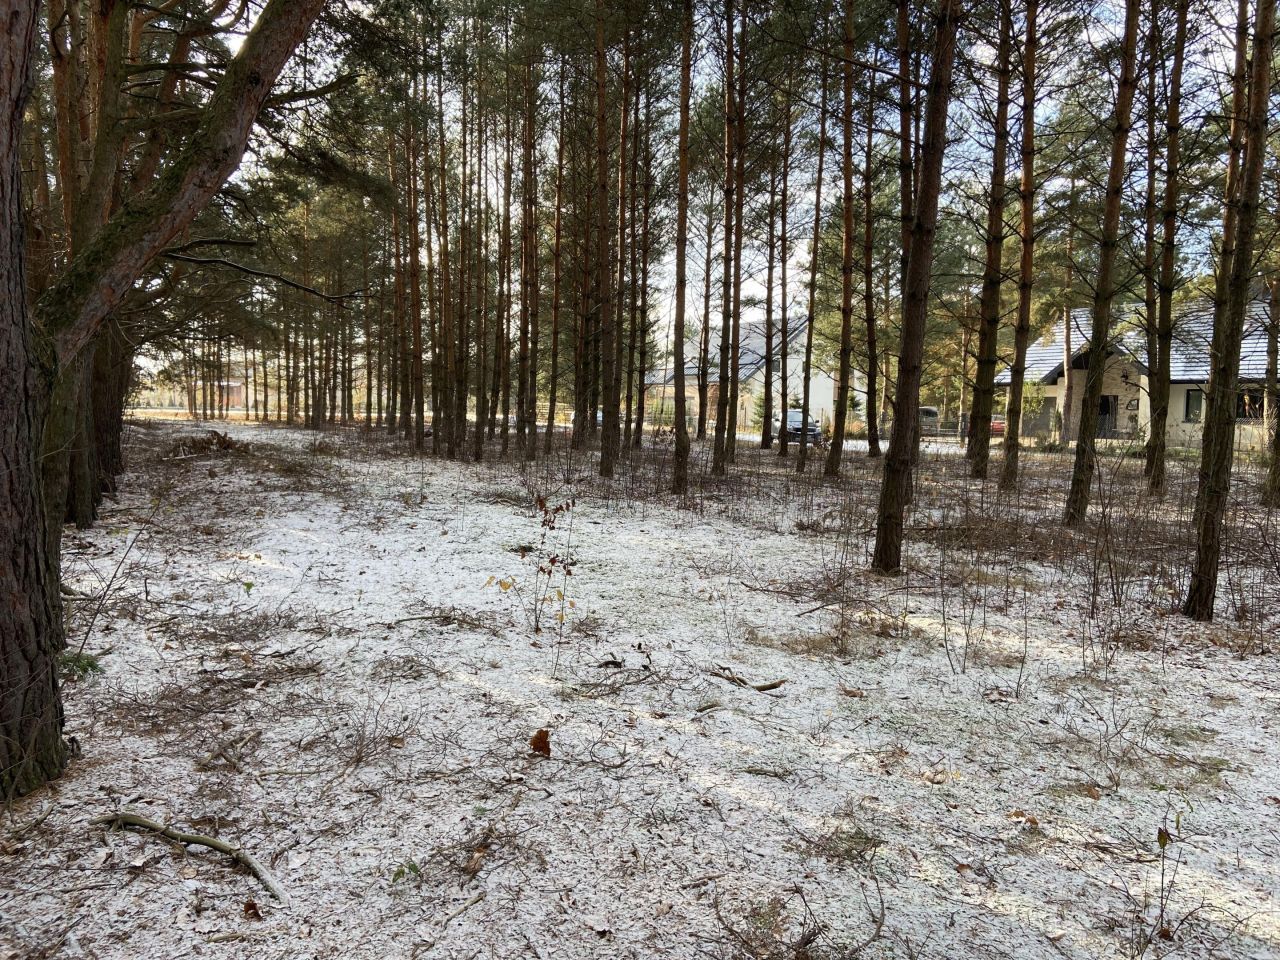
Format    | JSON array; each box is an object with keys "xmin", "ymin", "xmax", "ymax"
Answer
[
  {"xmin": 59, "ymin": 650, "xmax": 103, "ymax": 682},
  {"xmin": 391, "ymin": 859, "xmax": 423, "ymax": 885}
]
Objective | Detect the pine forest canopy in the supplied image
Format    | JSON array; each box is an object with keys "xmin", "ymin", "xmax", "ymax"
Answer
[{"xmin": 2, "ymin": 0, "xmax": 1279, "ymax": 803}]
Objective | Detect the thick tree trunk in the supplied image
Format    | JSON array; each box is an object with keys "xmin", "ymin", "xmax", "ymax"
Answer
[
  {"xmin": 1, "ymin": 2, "xmax": 65, "ymax": 799},
  {"xmin": 2, "ymin": 0, "xmax": 324, "ymax": 799},
  {"xmin": 1062, "ymin": 0, "xmax": 1140, "ymax": 526},
  {"xmin": 1183, "ymin": 0, "xmax": 1275, "ymax": 620},
  {"xmin": 871, "ymin": 0, "xmax": 961, "ymax": 573}
]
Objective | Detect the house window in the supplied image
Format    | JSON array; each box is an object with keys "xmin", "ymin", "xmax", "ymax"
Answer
[
  {"xmin": 1184, "ymin": 389, "xmax": 1203, "ymax": 423},
  {"xmin": 1237, "ymin": 388, "xmax": 1264, "ymax": 420}
]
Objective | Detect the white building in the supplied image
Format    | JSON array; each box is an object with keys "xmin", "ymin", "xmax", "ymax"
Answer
[{"xmin": 647, "ymin": 315, "xmax": 844, "ymax": 433}]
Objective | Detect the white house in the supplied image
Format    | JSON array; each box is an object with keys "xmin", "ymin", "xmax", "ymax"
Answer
[
  {"xmin": 648, "ymin": 315, "xmax": 844, "ymax": 433},
  {"xmin": 997, "ymin": 295, "xmax": 1274, "ymax": 451}
]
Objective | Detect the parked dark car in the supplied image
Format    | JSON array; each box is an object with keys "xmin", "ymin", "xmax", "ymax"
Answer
[{"xmin": 778, "ymin": 410, "xmax": 823, "ymax": 444}]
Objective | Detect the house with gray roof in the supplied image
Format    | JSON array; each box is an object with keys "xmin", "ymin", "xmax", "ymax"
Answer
[
  {"xmin": 647, "ymin": 314, "xmax": 844, "ymax": 433},
  {"xmin": 996, "ymin": 295, "xmax": 1275, "ymax": 450}
]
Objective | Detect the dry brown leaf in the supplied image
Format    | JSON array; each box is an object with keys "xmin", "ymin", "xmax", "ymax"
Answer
[{"xmin": 529, "ymin": 728, "xmax": 551, "ymax": 757}]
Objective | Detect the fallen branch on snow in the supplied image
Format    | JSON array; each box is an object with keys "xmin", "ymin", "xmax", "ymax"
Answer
[
  {"xmin": 709, "ymin": 665, "xmax": 787, "ymax": 693},
  {"xmin": 91, "ymin": 811, "xmax": 289, "ymax": 904},
  {"xmin": 441, "ymin": 890, "xmax": 486, "ymax": 928}
]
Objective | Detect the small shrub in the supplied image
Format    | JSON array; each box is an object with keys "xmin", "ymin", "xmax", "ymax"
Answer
[{"xmin": 59, "ymin": 650, "xmax": 103, "ymax": 682}]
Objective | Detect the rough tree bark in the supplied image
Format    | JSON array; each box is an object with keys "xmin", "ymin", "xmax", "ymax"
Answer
[
  {"xmin": 0, "ymin": 0, "xmax": 66, "ymax": 801},
  {"xmin": 2, "ymin": 0, "xmax": 327, "ymax": 799},
  {"xmin": 871, "ymin": 0, "xmax": 961, "ymax": 573},
  {"xmin": 1183, "ymin": 0, "xmax": 1275, "ymax": 620}
]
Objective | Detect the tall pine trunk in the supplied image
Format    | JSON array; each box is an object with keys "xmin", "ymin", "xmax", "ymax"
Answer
[
  {"xmin": 797, "ymin": 54, "xmax": 829, "ymax": 475},
  {"xmin": 596, "ymin": 0, "xmax": 620, "ymax": 478},
  {"xmin": 871, "ymin": 0, "xmax": 961, "ymax": 572},
  {"xmin": 998, "ymin": 0, "xmax": 1037, "ymax": 492},
  {"xmin": 863, "ymin": 58, "xmax": 881, "ymax": 459},
  {"xmin": 712, "ymin": 0, "xmax": 736, "ymax": 477},
  {"xmin": 1183, "ymin": 0, "xmax": 1275, "ymax": 620},
  {"xmin": 672, "ymin": 0, "xmax": 693, "ymax": 493},
  {"xmin": 1062, "ymin": 0, "xmax": 1140, "ymax": 526},
  {"xmin": 1, "ymin": 3, "xmax": 67, "ymax": 799},
  {"xmin": 967, "ymin": 2, "xmax": 1013, "ymax": 478},
  {"xmin": 824, "ymin": 0, "xmax": 858, "ymax": 478},
  {"xmin": 1145, "ymin": 0, "xmax": 1190, "ymax": 495}
]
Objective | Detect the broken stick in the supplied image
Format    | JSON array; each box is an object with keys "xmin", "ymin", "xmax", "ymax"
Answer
[{"xmin": 92, "ymin": 811, "xmax": 289, "ymax": 905}]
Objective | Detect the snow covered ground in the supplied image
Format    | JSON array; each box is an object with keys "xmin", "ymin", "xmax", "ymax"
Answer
[{"xmin": 3, "ymin": 420, "xmax": 1278, "ymax": 960}]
